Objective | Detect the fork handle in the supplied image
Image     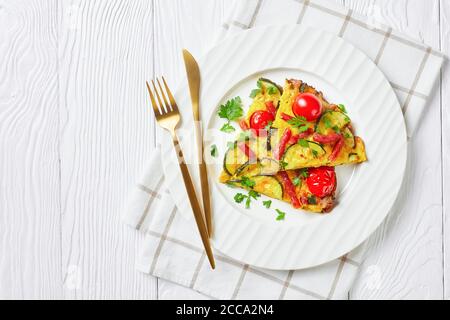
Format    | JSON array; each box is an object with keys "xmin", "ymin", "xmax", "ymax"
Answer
[{"xmin": 171, "ymin": 132, "xmax": 215, "ymax": 269}]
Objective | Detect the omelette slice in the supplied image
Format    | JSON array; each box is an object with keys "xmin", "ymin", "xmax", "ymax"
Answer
[
  {"xmin": 271, "ymin": 79, "xmax": 367, "ymax": 171},
  {"xmin": 218, "ymin": 78, "xmax": 338, "ymax": 213}
]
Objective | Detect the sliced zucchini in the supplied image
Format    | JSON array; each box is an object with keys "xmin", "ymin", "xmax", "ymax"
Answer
[
  {"xmin": 308, "ymin": 141, "xmax": 326, "ymax": 158},
  {"xmin": 342, "ymin": 127, "xmax": 355, "ymax": 149},
  {"xmin": 315, "ymin": 111, "xmax": 350, "ymax": 135},
  {"xmin": 223, "ymin": 143, "xmax": 248, "ymax": 176},
  {"xmin": 252, "ymin": 176, "xmax": 283, "ymax": 200},
  {"xmin": 259, "ymin": 78, "xmax": 283, "ymax": 95},
  {"xmin": 260, "ymin": 157, "xmax": 279, "ymax": 175},
  {"xmin": 235, "ymin": 162, "xmax": 261, "ymax": 178},
  {"xmin": 348, "ymin": 153, "xmax": 359, "ymax": 162},
  {"xmin": 282, "ymin": 141, "xmax": 325, "ymax": 169}
]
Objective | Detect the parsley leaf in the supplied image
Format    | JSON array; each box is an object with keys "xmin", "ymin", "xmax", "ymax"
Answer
[
  {"xmin": 275, "ymin": 209, "xmax": 286, "ymax": 221},
  {"xmin": 312, "ymin": 149, "xmax": 319, "ymax": 158},
  {"xmin": 280, "ymin": 160, "xmax": 288, "ymax": 169},
  {"xmin": 248, "ymin": 190, "xmax": 260, "ymax": 199},
  {"xmin": 307, "ymin": 195, "xmax": 317, "ymax": 205},
  {"xmin": 287, "ymin": 116, "xmax": 307, "ymax": 127},
  {"xmin": 267, "ymin": 86, "xmax": 278, "ymax": 95},
  {"xmin": 250, "ymin": 89, "xmax": 261, "ymax": 98},
  {"xmin": 332, "ymin": 125, "xmax": 341, "ymax": 134},
  {"xmin": 220, "ymin": 122, "xmax": 236, "ymax": 133},
  {"xmin": 245, "ymin": 190, "xmax": 260, "ymax": 209},
  {"xmin": 298, "ymin": 139, "xmax": 309, "ymax": 148},
  {"xmin": 324, "ymin": 116, "xmax": 333, "ymax": 129},
  {"xmin": 240, "ymin": 176, "xmax": 256, "ymax": 189},
  {"xmin": 210, "ymin": 144, "xmax": 218, "ymax": 158},
  {"xmin": 264, "ymin": 121, "xmax": 273, "ymax": 131},
  {"xmin": 234, "ymin": 193, "xmax": 246, "ymax": 203},
  {"xmin": 299, "ymin": 168, "xmax": 309, "ymax": 178},
  {"xmin": 292, "ymin": 176, "xmax": 301, "ymax": 186},
  {"xmin": 218, "ymin": 97, "xmax": 244, "ymax": 121},
  {"xmin": 337, "ymin": 104, "xmax": 347, "ymax": 113},
  {"xmin": 263, "ymin": 200, "xmax": 272, "ymax": 208},
  {"xmin": 344, "ymin": 132, "xmax": 352, "ymax": 139}
]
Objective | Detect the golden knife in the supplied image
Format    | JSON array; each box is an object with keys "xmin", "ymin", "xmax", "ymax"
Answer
[{"xmin": 182, "ymin": 49, "xmax": 213, "ymax": 237}]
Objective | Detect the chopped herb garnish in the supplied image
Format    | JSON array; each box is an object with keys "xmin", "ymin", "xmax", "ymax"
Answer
[
  {"xmin": 264, "ymin": 121, "xmax": 273, "ymax": 131},
  {"xmin": 292, "ymin": 176, "xmax": 301, "ymax": 186},
  {"xmin": 275, "ymin": 209, "xmax": 286, "ymax": 221},
  {"xmin": 234, "ymin": 189, "xmax": 260, "ymax": 209},
  {"xmin": 220, "ymin": 122, "xmax": 236, "ymax": 133},
  {"xmin": 332, "ymin": 125, "xmax": 341, "ymax": 133},
  {"xmin": 324, "ymin": 117, "xmax": 333, "ymax": 129},
  {"xmin": 246, "ymin": 190, "xmax": 260, "ymax": 208},
  {"xmin": 240, "ymin": 176, "xmax": 256, "ymax": 189},
  {"xmin": 337, "ymin": 104, "xmax": 347, "ymax": 113},
  {"xmin": 234, "ymin": 193, "xmax": 246, "ymax": 203},
  {"xmin": 249, "ymin": 88, "xmax": 261, "ymax": 98},
  {"xmin": 263, "ymin": 200, "xmax": 272, "ymax": 208},
  {"xmin": 312, "ymin": 149, "xmax": 319, "ymax": 158},
  {"xmin": 307, "ymin": 195, "xmax": 317, "ymax": 205},
  {"xmin": 267, "ymin": 85, "xmax": 278, "ymax": 95},
  {"xmin": 287, "ymin": 116, "xmax": 309, "ymax": 132},
  {"xmin": 248, "ymin": 190, "xmax": 260, "ymax": 199},
  {"xmin": 298, "ymin": 139, "xmax": 309, "ymax": 148},
  {"xmin": 344, "ymin": 132, "xmax": 352, "ymax": 139},
  {"xmin": 280, "ymin": 160, "xmax": 289, "ymax": 169},
  {"xmin": 210, "ymin": 144, "xmax": 218, "ymax": 157},
  {"xmin": 218, "ymin": 97, "xmax": 244, "ymax": 133},
  {"xmin": 299, "ymin": 168, "xmax": 309, "ymax": 178}
]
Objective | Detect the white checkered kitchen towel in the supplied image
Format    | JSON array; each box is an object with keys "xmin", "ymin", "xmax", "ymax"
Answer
[{"xmin": 122, "ymin": 0, "xmax": 444, "ymax": 299}]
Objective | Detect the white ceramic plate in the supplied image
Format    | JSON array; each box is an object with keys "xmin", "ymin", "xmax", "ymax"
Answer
[{"xmin": 160, "ymin": 25, "xmax": 407, "ymax": 270}]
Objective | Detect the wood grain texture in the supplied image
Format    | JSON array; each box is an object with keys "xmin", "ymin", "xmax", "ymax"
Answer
[
  {"xmin": 345, "ymin": 0, "xmax": 443, "ymax": 299},
  {"xmin": 441, "ymin": 0, "xmax": 450, "ymax": 300},
  {"xmin": 0, "ymin": 0, "xmax": 62, "ymax": 299},
  {"xmin": 0, "ymin": 0, "xmax": 447, "ymax": 299},
  {"xmin": 58, "ymin": 0, "xmax": 157, "ymax": 299}
]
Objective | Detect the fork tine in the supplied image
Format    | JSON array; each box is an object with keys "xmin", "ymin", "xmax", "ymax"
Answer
[
  {"xmin": 152, "ymin": 80, "xmax": 167, "ymax": 114},
  {"xmin": 162, "ymin": 76, "xmax": 179, "ymax": 112},
  {"xmin": 157, "ymin": 78, "xmax": 172, "ymax": 112},
  {"xmin": 146, "ymin": 81, "xmax": 160, "ymax": 116}
]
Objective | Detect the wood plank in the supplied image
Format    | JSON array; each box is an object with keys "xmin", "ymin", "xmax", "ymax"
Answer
[
  {"xmin": 0, "ymin": 0, "xmax": 62, "ymax": 299},
  {"xmin": 345, "ymin": 0, "xmax": 443, "ymax": 299},
  {"xmin": 58, "ymin": 0, "xmax": 157, "ymax": 299},
  {"xmin": 152, "ymin": 0, "xmax": 228, "ymax": 300},
  {"xmin": 440, "ymin": 0, "xmax": 450, "ymax": 300}
]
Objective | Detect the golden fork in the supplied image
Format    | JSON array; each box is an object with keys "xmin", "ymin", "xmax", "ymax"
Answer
[{"xmin": 146, "ymin": 77, "xmax": 215, "ymax": 269}]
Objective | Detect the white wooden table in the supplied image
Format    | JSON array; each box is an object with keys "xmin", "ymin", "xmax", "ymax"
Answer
[{"xmin": 0, "ymin": 0, "xmax": 448, "ymax": 299}]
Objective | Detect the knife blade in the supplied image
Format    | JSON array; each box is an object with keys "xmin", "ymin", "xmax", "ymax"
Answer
[{"xmin": 182, "ymin": 49, "xmax": 213, "ymax": 237}]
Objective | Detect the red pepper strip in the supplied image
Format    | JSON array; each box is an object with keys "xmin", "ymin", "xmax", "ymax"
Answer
[
  {"xmin": 312, "ymin": 132, "xmax": 341, "ymax": 144},
  {"xmin": 274, "ymin": 128, "xmax": 292, "ymax": 160},
  {"xmin": 289, "ymin": 128, "xmax": 313, "ymax": 144},
  {"xmin": 265, "ymin": 101, "xmax": 277, "ymax": 117},
  {"xmin": 329, "ymin": 136, "xmax": 344, "ymax": 161},
  {"xmin": 279, "ymin": 171, "xmax": 302, "ymax": 208},
  {"xmin": 288, "ymin": 134, "xmax": 300, "ymax": 145},
  {"xmin": 237, "ymin": 142, "xmax": 256, "ymax": 163},
  {"xmin": 280, "ymin": 112, "xmax": 293, "ymax": 121},
  {"xmin": 239, "ymin": 119, "xmax": 249, "ymax": 131}
]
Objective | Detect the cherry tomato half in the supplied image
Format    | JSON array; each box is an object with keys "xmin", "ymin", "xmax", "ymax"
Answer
[
  {"xmin": 306, "ymin": 167, "xmax": 336, "ymax": 198},
  {"xmin": 249, "ymin": 110, "xmax": 275, "ymax": 133},
  {"xmin": 292, "ymin": 93, "xmax": 322, "ymax": 121}
]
